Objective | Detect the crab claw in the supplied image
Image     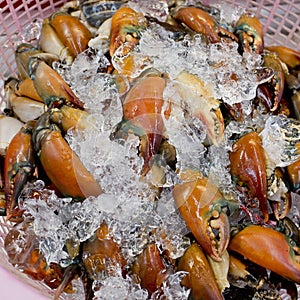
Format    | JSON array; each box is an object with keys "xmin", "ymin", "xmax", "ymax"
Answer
[
  {"xmin": 178, "ymin": 243, "xmax": 223, "ymax": 300},
  {"xmin": 132, "ymin": 243, "xmax": 167, "ymax": 295},
  {"xmin": 29, "ymin": 58, "xmax": 84, "ymax": 109},
  {"xmin": 234, "ymin": 12, "xmax": 264, "ymax": 54},
  {"xmin": 122, "ymin": 69, "xmax": 166, "ymax": 175},
  {"xmin": 4, "ymin": 121, "xmax": 36, "ymax": 221},
  {"xmin": 174, "ymin": 71, "xmax": 225, "ymax": 146},
  {"xmin": 15, "ymin": 43, "xmax": 58, "ymax": 80},
  {"xmin": 109, "ymin": 6, "xmax": 147, "ymax": 58},
  {"xmin": 228, "ymin": 225, "xmax": 300, "ymax": 283},
  {"xmin": 229, "ymin": 131, "xmax": 268, "ymax": 222},
  {"xmin": 171, "ymin": 6, "xmax": 237, "ymax": 44},
  {"xmin": 266, "ymin": 46, "xmax": 300, "ymax": 70},
  {"xmin": 262, "ymin": 51, "xmax": 285, "ymax": 112},
  {"xmin": 39, "ymin": 18, "xmax": 73, "ymax": 65},
  {"xmin": 287, "ymin": 158, "xmax": 300, "ymax": 193},
  {"xmin": 32, "ymin": 112, "xmax": 102, "ymax": 199},
  {"xmin": 173, "ymin": 170, "xmax": 230, "ymax": 261},
  {"xmin": 49, "ymin": 12, "xmax": 92, "ymax": 58},
  {"xmin": 82, "ymin": 222, "xmax": 126, "ymax": 280}
]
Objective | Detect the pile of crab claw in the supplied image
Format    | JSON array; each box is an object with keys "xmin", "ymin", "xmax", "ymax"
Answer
[{"xmin": 1, "ymin": 0, "xmax": 300, "ymax": 299}]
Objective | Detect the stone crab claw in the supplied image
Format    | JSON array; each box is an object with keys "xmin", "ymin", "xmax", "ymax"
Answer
[
  {"xmin": 262, "ymin": 50, "xmax": 285, "ymax": 112},
  {"xmin": 229, "ymin": 131, "xmax": 269, "ymax": 222},
  {"xmin": 29, "ymin": 58, "xmax": 84, "ymax": 109},
  {"xmin": 228, "ymin": 225, "xmax": 300, "ymax": 284},
  {"xmin": 234, "ymin": 12, "xmax": 264, "ymax": 54},
  {"xmin": 32, "ymin": 111, "xmax": 102, "ymax": 199},
  {"xmin": 266, "ymin": 45, "xmax": 300, "ymax": 70},
  {"xmin": 39, "ymin": 18, "xmax": 74, "ymax": 65},
  {"xmin": 174, "ymin": 71, "xmax": 225, "ymax": 146},
  {"xmin": 109, "ymin": 6, "xmax": 147, "ymax": 58},
  {"xmin": 4, "ymin": 121, "xmax": 36, "ymax": 221},
  {"xmin": 132, "ymin": 243, "xmax": 167, "ymax": 296},
  {"xmin": 172, "ymin": 170, "xmax": 231, "ymax": 262},
  {"xmin": 122, "ymin": 69, "xmax": 167, "ymax": 175},
  {"xmin": 49, "ymin": 11, "xmax": 92, "ymax": 59},
  {"xmin": 171, "ymin": 6, "xmax": 238, "ymax": 44},
  {"xmin": 15, "ymin": 43, "xmax": 58, "ymax": 80},
  {"xmin": 178, "ymin": 243, "xmax": 223, "ymax": 299},
  {"xmin": 82, "ymin": 221, "xmax": 126, "ymax": 280}
]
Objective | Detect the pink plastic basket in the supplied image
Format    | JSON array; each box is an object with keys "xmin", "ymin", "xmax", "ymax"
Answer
[{"xmin": 0, "ymin": 0, "xmax": 299, "ymax": 299}]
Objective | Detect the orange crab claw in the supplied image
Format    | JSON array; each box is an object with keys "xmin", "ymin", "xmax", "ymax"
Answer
[
  {"xmin": 287, "ymin": 157, "xmax": 300, "ymax": 193},
  {"xmin": 173, "ymin": 171, "xmax": 230, "ymax": 262},
  {"xmin": 234, "ymin": 12, "xmax": 264, "ymax": 54},
  {"xmin": 29, "ymin": 58, "xmax": 84, "ymax": 109},
  {"xmin": 109, "ymin": 6, "xmax": 147, "ymax": 58},
  {"xmin": 229, "ymin": 131, "xmax": 268, "ymax": 222},
  {"xmin": 4, "ymin": 221, "xmax": 70, "ymax": 291},
  {"xmin": 4, "ymin": 121, "xmax": 36, "ymax": 221},
  {"xmin": 123, "ymin": 70, "xmax": 166, "ymax": 175},
  {"xmin": 172, "ymin": 6, "xmax": 237, "ymax": 44},
  {"xmin": 82, "ymin": 222, "xmax": 126, "ymax": 280},
  {"xmin": 178, "ymin": 243, "xmax": 223, "ymax": 300},
  {"xmin": 262, "ymin": 51, "xmax": 285, "ymax": 112},
  {"xmin": 228, "ymin": 225, "xmax": 300, "ymax": 283},
  {"xmin": 33, "ymin": 113, "xmax": 102, "ymax": 199},
  {"xmin": 49, "ymin": 12, "xmax": 92, "ymax": 58},
  {"xmin": 132, "ymin": 243, "xmax": 167, "ymax": 295},
  {"xmin": 266, "ymin": 46, "xmax": 300, "ymax": 70}
]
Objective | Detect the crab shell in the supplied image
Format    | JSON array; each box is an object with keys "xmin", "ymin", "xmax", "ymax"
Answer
[
  {"xmin": 173, "ymin": 171, "xmax": 230, "ymax": 262},
  {"xmin": 228, "ymin": 225, "xmax": 300, "ymax": 284},
  {"xmin": 178, "ymin": 243, "xmax": 223, "ymax": 300},
  {"xmin": 229, "ymin": 131, "xmax": 268, "ymax": 222}
]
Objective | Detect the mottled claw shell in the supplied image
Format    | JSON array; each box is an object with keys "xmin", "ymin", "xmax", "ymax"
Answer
[
  {"xmin": 80, "ymin": 0, "xmax": 125, "ymax": 28},
  {"xmin": 4, "ymin": 122, "xmax": 36, "ymax": 221},
  {"xmin": 234, "ymin": 12, "xmax": 264, "ymax": 54}
]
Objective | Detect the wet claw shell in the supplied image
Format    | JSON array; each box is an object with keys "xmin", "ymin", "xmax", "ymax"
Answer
[
  {"xmin": 174, "ymin": 71, "xmax": 225, "ymax": 146},
  {"xmin": 178, "ymin": 243, "xmax": 223, "ymax": 300},
  {"xmin": 49, "ymin": 12, "xmax": 92, "ymax": 58},
  {"xmin": 173, "ymin": 171, "xmax": 230, "ymax": 261},
  {"xmin": 229, "ymin": 131, "xmax": 268, "ymax": 222},
  {"xmin": 80, "ymin": 0, "xmax": 126, "ymax": 28},
  {"xmin": 132, "ymin": 243, "xmax": 167, "ymax": 295},
  {"xmin": 29, "ymin": 58, "xmax": 84, "ymax": 109},
  {"xmin": 228, "ymin": 225, "xmax": 300, "ymax": 284},
  {"xmin": 39, "ymin": 18, "xmax": 73, "ymax": 65}
]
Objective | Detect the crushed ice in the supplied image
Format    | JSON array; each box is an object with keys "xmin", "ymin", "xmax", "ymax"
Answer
[{"xmin": 13, "ymin": 2, "xmax": 296, "ymax": 299}]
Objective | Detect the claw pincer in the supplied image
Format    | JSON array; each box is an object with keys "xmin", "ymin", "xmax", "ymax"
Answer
[
  {"xmin": 173, "ymin": 171, "xmax": 230, "ymax": 261},
  {"xmin": 234, "ymin": 12, "xmax": 264, "ymax": 54},
  {"xmin": 29, "ymin": 58, "xmax": 84, "ymax": 109},
  {"xmin": 172, "ymin": 6, "xmax": 237, "ymax": 44},
  {"xmin": 122, "ymin": 70, "xmax": 166, "ymax": 175},
  {"xmin": 109, "ymin": 6, "xmax": 147, "ymax": 57},
  {"xmin": 229, "ymin": 131, "xmax": 268, "ymax": 221},
  {"xmin": 49, "ymin": 12, "xmax": 92, "ymax": 58},
  {"xmin": 32, "ymin": 112, "xmax": 102, "ymax": 199},
  {"xmin": 4, "ymin": 122, "xmax": 36, "ymax": 220},
  {"xmin": 229, "ymin": 225, "xmax": 300, "ymax": 284},
  {"xmin": 178, "ymin": 243, "xmax": 223, "ymax": 300}
]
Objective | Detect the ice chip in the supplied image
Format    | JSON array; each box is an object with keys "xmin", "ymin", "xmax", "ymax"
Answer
[{"xmin": 260, "ymin": 115, "xmax": 300, "ymax": 168}]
